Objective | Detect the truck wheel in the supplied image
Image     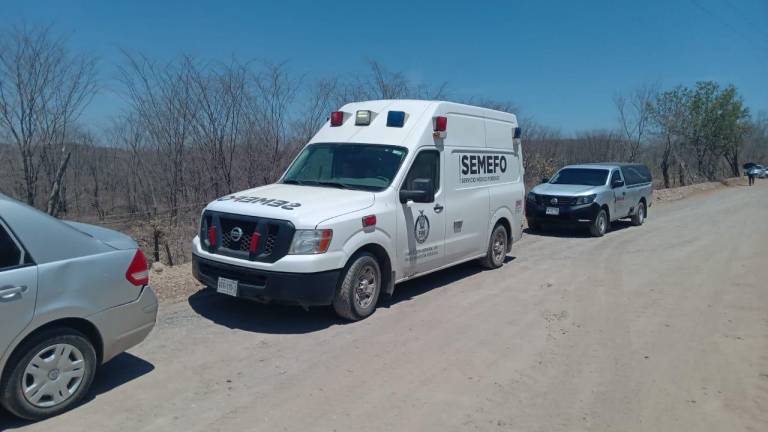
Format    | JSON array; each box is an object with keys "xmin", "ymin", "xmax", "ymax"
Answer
[
  {"xmin": 589, "ymin": 209, "xmax": 609, "ymax": 237},
  {"xmin": 480, "ymin": 224, "xmax": 508, "ymax": 269},
  {"xmin": 0, "ymin": 328, "xmax": 97, "ymax": 421},
  {"xmin": 333, "ymin": 252, "xmax": 382, "ymax": 321},
  {"xmin": 631, "ymin": 201, "xmax": 646, "ymax": 226}
]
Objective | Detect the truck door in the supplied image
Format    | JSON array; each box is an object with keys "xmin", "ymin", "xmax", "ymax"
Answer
[
  {"xmin": 396, "ymin": 149, "xmax": 446, "ymax": 277},
  {"xmin": 610, "ymin": 169, "xmax": 629, "ymax": 219},
  {"xmin": 0, "ymin": 220, "xmax": 38, "ymax": 362}
]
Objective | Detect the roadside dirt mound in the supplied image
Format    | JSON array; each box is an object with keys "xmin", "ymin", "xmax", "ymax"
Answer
[
  {"xmin": 150, "ymin": 262, "xmax": 202, "ymax": 303},
  {"xmin": 654, "ymin": 177, "xmax": 743, "ymax": 202}
]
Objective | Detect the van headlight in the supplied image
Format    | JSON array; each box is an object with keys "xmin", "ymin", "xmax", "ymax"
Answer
[
  {"xmin": 289, "ymin": 229, "xmax": 333, "ymax": 254},
  {"xmin": 575, "ymin": 194, "xmax": 597, "ymax": 205}
]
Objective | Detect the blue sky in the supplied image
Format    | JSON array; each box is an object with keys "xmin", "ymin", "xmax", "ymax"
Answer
[{"xmin": 3, "ymin": 0, "xmax": 767, "ymax": 134}]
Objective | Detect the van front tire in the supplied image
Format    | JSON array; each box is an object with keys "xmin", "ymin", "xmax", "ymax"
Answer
[
  {"xmin": 333, "ymin": 252, "xmax": 382, "ymax": 321},
  {"xmin": 480, "ymin": 224, "xmax": 508, "ymax": 269},
  {"xmin": 0, "ymin": 328, "xmax": 97, "ymax": 421}
]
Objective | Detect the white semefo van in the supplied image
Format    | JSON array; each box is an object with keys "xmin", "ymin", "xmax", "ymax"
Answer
[{"xmin": 192, "ymin": 100, "xmax": 524, "ymax": 320}]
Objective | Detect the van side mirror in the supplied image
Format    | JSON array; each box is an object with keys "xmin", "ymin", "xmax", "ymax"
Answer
[
  {"xmin": 612, "ymin": 179, "xmax": 625, "ymax": 188},
  {"xmin": 400, "ymin": 178, "xmax": 435, "ymax": 204}
]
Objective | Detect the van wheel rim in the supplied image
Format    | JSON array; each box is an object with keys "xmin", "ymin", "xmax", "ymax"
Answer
[
  {"xmin": 492, "ymin": 231, "xmax": 506, "ymax": 264},
  {"xmin": 354, "ymin": 264, "xmax": 378, "ymax": 309},
  {"xmin": 22, "ymin": 344, "xmax": 86, "ymax": 408}
]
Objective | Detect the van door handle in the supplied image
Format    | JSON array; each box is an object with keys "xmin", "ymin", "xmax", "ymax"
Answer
[
  {"xmin": 433, "ymin": 204, "xmax": 444, "ymax": 213},
  {"xmin": 0, "ymin": 285, "xmax": 27, "ymax": 300}
]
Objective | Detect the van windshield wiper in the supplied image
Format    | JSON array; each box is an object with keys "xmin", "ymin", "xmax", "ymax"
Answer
[
  {"xmin": 283, "ymin": 179, "xmax": 306, "ymax": 185},
  {"xmin": 313, "ymin": 181, "xmax": 350, "ymax": 189}
]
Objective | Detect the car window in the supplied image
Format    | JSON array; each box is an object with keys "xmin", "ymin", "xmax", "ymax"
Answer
[
  {"xmin": 550, "ymin": 168, "xmax": 609, "ymax": 186},
  {"xmin": 403, "ymin": 150, "xmax": 440, "ymax": 193},
  {"xmin": 611, "ymin": 170, "xmax": 623, "ymax": 185},
  {"xmin": 0, "ymin": 224, "xmax": 23, "ymax": 271}
]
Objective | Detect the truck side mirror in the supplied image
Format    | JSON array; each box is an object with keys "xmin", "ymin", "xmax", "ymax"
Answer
[
  {"xmin": 399, "ymin": 178, "xmax": 435, "ymax": 203},
  {"xmin": 541, "ymin": 177, "xmax": 549, "ymax": 184},
  {"xmin": 612, "ymin": 179, "xmax": 625, "ymax": 188}
]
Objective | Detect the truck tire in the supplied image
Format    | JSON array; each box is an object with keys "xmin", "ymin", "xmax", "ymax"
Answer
[
  {"xmin": 589, "ymin": 209, "xmax": 609, "ymax": 237},
  {"xmin": 0, "ymin": 327, "xmax": 98, "ymax": 421},
  {"xmin": 333, "ymin": 252, "xmax": 382, "ymax": 321},
  {"xmin": 480, "ymin": 224, "xmax": 508, "ymax": 269},
  {"xmin": 631, "ymin": 201, "xmax": 646, "ymax": 226}
]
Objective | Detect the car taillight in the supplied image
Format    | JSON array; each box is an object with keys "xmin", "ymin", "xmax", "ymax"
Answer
[{"xmin": 126, "ymin": 250, "xmax": 149, "ymax": 286}]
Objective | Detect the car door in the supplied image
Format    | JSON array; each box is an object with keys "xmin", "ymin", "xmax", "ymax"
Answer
[
  {"xmin": 610, "ymin": 169, "xmax": 629, "ymax": 219},
  {"xmin": 0, "ymin": 219, "xmax": 38, "ymax": 359},
  {"xmin": 396, "ymin": 149, "xmax": 446, "ymax": 278}
]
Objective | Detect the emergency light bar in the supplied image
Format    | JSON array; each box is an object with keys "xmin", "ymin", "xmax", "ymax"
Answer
[
  {"xmin": 330, "ymin": 111, "xmax": 344, "ymax": 127},
  {"xmin": 386, "ymin": 111, "xmax": 406, "ymax": 127},
  {"xmin": 355, "ymin": 110, "xmax": 372, "ymax": 126}
]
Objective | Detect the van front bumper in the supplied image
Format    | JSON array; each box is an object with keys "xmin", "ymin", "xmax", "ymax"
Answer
[
  {"xmin": 192, "ymin": 254, "xmax": 340, "ymax": 306},
  {"xmin": 526, "ymin": 202, "xmax": 601, "ymax": 224}
]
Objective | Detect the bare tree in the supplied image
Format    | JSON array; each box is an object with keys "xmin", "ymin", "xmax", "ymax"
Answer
[
  {"xmin": 614, "ymin": 82, "xmax": 657, "ymax": 162},
  {"xmin": 0, "ymin": 25, "xmax": 97, "ymax": 210},
  {"xmin": 118, "ymin": 52, "xmax": 197, "ymax": 217},
  {"xmin": 253, "ymin": 62, "xmax": 298, "ymax": 183},
  {"xmin": 189, "ymin": 60, "xmax": 249, "ymax": 196}
]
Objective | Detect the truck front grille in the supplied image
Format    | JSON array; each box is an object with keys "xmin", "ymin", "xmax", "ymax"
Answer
[{"xmin": 201, "ymin": 211, "xmax": 294, "ymax": 263}]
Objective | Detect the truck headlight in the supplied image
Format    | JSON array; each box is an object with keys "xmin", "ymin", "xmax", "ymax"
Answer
[
  {"xmin": 576, "ymin": 194, "xmax": 597, "ymax": 205},
  {"xmin": 526, "ymin": 192, "xmax": 536, "ymax": 202},
  {"xmin": 289, "ymin": 229, "xmax": 333, "ymax": 254}
]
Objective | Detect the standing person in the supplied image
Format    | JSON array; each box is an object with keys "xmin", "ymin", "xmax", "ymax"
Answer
[{"xmin": 747, "ymin": 168, "xmax": 756, "ymax": 186}]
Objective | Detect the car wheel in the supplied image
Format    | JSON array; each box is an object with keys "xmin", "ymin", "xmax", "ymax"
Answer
[
  {"xmin": 589, "ymin": 209, "xmax": 609, "ymax": 237},
  {"xmin": 480, "ymin": 224, "xmax": 508, "ymax": 269},
  {"xmin": 631, "ymin": 201, "xmax": 646, "ymax": 226},
  {"xmin": 333, "ymin": 252, "xmax": 382, "ymax": 321},
  {"xmin": 0, "ymin": 328, "xmax": 97, "ymax": 421}
]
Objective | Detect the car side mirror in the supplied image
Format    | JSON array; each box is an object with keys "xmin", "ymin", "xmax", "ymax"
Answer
[
  {"xmin": 400, "ymin": 178, "xmax": 435, "ymax": 204},
  {"xmin": 612, "ymin": 179, "xmax": 625, "ymax": 188}
]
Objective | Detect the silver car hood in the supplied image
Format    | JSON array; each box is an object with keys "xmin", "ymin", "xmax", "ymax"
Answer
[{"xmin": 531, "ymin": 183, "xmax": 602, "ymax": 196}]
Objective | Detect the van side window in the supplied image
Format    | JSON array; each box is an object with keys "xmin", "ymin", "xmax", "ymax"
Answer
[
  {"xmin": 0, "ymin": 224, "xmax": 23, "ymax": 271},
  {"xmin": 404, "ymin": 150, "xmax": 440, "ymax": 193}
]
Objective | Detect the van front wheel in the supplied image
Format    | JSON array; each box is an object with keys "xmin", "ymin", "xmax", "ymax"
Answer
[
  {"xmin": 480, "ymin": 224, "xmax": 508, "ymax": 269},
  {"xmin": 333, "ymin": 252, "xmax": 382, "ymax": 321}
]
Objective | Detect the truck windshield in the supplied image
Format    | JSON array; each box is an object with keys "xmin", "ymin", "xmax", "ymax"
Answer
[
  {"xmin": 550, "ymin": 168, "xmax": 609, "ymax": 186},
  {"xmin": 282, "ymin": 143, "xmax": 408, "ymax": 191}
]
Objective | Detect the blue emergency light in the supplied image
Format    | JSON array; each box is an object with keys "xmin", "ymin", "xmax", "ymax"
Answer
[{"xmin": 386, "ymin": 111, "xmax": 406, "ymax": 127}]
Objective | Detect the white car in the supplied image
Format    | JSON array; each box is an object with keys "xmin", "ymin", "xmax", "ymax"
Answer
[{"xmin": 192, "ymin": 100, "xmax": 525, "ymax": 320}]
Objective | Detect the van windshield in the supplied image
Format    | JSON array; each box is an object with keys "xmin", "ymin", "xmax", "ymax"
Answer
[
  {"xmin": 282, "ymin": 143, "xmax": 408, "ymax": 191},
  {"xmin": 550, "ymin": 168, "xmax": 609, "ymax": 186}
]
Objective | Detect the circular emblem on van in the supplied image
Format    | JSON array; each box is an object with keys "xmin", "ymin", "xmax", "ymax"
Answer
[
  {"xmin": 230, "ymin": 227, "xmax": 244, "ymax": 242},
  {"xmin": 414, "ymin": 210, "xmax": 430, "ymax": 244},
  {"xmin": 550, "ymin": 197, "xmax": 558, "ymax": 205}
]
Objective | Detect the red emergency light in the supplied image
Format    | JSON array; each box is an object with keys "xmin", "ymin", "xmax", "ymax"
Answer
[{"xmin": 330, "ymin": 111, "xmax": 344, "ymax": 127}]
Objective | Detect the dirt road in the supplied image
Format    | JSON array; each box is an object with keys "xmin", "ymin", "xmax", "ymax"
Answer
[{"xmin": 3, "ymin": 182, "xmax": 767, "ymax": 432}]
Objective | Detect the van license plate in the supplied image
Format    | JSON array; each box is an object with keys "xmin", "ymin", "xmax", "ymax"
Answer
[
  {"xmin": 217, "ymin": 277, "xmax": 238, "ymax": 297},
  {"xmin": 546, "ymin": 207, "xmax": 560, "ymax": 216}
]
